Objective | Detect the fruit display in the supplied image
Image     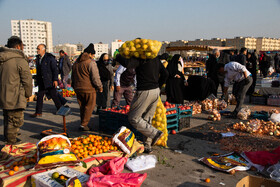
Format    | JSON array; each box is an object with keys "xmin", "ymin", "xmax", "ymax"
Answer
[
  {"xmin": 201, "ymin": 98, "xmax": 214, "ymax": 111},
  {"xmin": 104, "ymin": 105, "xmax": 130, "ymax": 114},
  {"xmin": 218, "ymin": 100, "xmax": 227, "ymax": 110},
  {"xmin": 166, "ymin": 109, "xmax": 177, "ymax": 115},
  {"xmin": 60, "ymin": 89, "xmax": 76, "ymax": 97},
  {"xmin": 30, "ymin": 68, "xmax": 36, "ymax": 74},
  {"xmin": 4, "ymin": 155, "xmax": 36, "ymax": 170},
  {"xmin": 70, "ymin": 134, "xmax": 119, "ymax": 160},
  {"xmin": 208, "ymin": 109, "xmax": 221, "ymax": 121},
  {"xmin": 177, "ymin": 105, "xmax": 192, "ymax": 111},
  {"xmin": 119, "ymin": 38, "xmax": 162, "ymax": 59},
  {"xmin": 232, "ymin": 119, "xmax": 280, "ymax": 136},
  {"xmin": 163, "ymin": 101, "xmax": 176, "ymax": 109},
  {"xmin": 192, "ymin": 103, "xmax": 202, "ymax": 115},
  {"xmin": 152, "ymin": 98, "xmax": 168, "ymax": 147}
]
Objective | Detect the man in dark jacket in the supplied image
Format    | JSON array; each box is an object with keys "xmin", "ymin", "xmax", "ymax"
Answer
[
  {"xmin": 206, "ymin": 49, "xmax": 219, "ymax": 96},
  {"xmin": 236, "ymin": 47, "xmax": 247, "ymax": 66},
  {"xmin": 0, "ymin": 36, "xmax": 33, "ymax": 144},
  {"xmin": 116, "ymin": 53, "xmax": 169, "ymax": 153},
  {"xmin": 58, "ymin": 50, "xmax": 72, "ymax": 89},
  {"xmin": 31, "ymin": 44, "xmax": 62, "ymax": 117}
]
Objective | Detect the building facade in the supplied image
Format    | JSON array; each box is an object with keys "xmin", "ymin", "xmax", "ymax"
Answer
[
  {"xmin": 256, "ymin": 37, "xmax": 280, "ymax": 52},
  {"xmin": 225, "ymin": 37, "xmax": 256, "ymax": 50},
  {"xmin": 94, "ymin": 42, "xmax": 109, "ymax": 59},
  {"xmin": 76, "ymin": 43, "xmax": 84, "ymax": 52},
  {"xmin": 53, "ymin": 43, "xmax": 78, "ymax": 57},
  {"xmin": 111, "ymin": 39, "xmax": 124, "ymax": 57},
  {"xmin": 11, "ymin": 19, "xmax": 53, "ymax": 56},
  {"xmin": 188, "ymin": 38, "xmax": 226, "ymax": 47}
]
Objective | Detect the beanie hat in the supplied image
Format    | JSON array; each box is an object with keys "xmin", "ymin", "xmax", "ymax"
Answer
[{"xmin": 84, "ymin": 43, "xmax": 95, "ymax": 54}]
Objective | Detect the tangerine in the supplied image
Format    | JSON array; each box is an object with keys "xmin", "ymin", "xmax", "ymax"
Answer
[
  {"xmin": 13, "ymin": 166, "xmax": 19, "ymax": 172},
  {"xmin": 8, "ymin": 170, "xmax": 14, "ymax": 176},
  {"xmin": 205, "ymin": 178, "xmax": 210, "ymax": 183}
]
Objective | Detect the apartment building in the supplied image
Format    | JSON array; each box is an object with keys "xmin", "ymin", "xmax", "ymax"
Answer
[
  {"xmin": 188, "ymin": 38, "xmax": 225, "ymax": 47},
  {"xmin": 111, "ymin": 39, "xmax": 124, "ymax": 57},
  {"xmin": 94, "ymin": 42, "xmax": 109, "ymax": 59},
  {"xmin": 53, "ymin": 43, "xmax": 78, "ymax": 57},
  {"xmin": 256, "ymin": 37, "xmax": 280, "ymax": 52},
  {"xmin": 11, "ymin": 19, "xmax": 53, "ymax": 56},
  {"xmin": 225, "ymin": 37, "xmax": 256, "ymax": 50}
]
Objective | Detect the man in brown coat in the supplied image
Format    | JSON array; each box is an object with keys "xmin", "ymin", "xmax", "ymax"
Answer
[
  {"xmin": 0, "ymin": 36, "xmax": 33, "ymax": 144},
  {"xmin": 71, "ymin": 43, "xmax": 103, "ymax": 131}
]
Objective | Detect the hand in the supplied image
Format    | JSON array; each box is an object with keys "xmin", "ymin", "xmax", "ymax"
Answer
[
  {"xmin": 175, "ymin": 74, "xmax": 181, "ymax": 78},
  {"xmin": 116, "ymin": 86, "xmax": 121, "ymax": 92},
  {"xmin": 99, "ymin": 88, "xmax": 103, "ymax": 93},
  {"xmin": 111, "ymin": 85, "xmax": 114, "ymax": 91},
  {"xmin": 53, "ymin": 81, "xmax": 58, "ymax": 88}
]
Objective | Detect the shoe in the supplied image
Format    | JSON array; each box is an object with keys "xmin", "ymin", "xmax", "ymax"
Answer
[
  {"xmin": 151, "ymin": 131, "xmax": 164, "ymax": 146},
  {"xmin": 30, "ymin": 113, "xmax": 42, "ymax": 118},
  {"xmin": 144, "ymin": 147, "xmax": 153, "ymax": 154},
  {"xmin": 5, "ymin": 139, "xmax": 22, "ymax": 145},
  {"xmin": 79, "ymin": 126, "xmax": 90, "ymax": 131}
]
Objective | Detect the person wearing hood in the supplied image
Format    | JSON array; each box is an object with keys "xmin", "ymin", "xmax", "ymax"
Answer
[
  {"xmin": 165, "ymin": 54, "xmax": 185, "ymax": 104},
  {"xmin": 96, "ymin": 53, "xmax": 114, "ymax": 112},
  {"xmin": 71, "ymin": 44, "xmax": 103, "ymax": 131},
  {"xmin": 0, "ymin": 36, "xmax": 32, "ymax": 144}
]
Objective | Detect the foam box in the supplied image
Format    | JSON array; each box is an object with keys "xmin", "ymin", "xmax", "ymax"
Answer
[{"xmin": 31, "ymin": 166, "xmax": 89, "ymax": 187}]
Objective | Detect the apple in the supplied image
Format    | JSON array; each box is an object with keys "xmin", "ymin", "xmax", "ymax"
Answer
[{"xmin": 125, "ymin": 105, "xmax": 130, "ymax": 111}]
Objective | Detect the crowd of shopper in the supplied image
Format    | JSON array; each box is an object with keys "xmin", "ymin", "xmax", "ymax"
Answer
[{"xmin": 1, "ymin": 36, "xmax": 280, "ymax": 152}]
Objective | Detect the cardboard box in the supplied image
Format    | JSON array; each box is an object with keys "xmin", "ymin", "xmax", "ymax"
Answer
[
  {"xmin": 236, "ymin": 175, "xmax": 280, "ymax": 187},
  {"xmin": 31, "ymin": 166, "xmax": 89, "ymax": 187}
]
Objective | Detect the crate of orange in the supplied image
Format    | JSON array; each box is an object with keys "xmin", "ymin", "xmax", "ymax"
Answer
[{"xmin": 70, "ymin": 134, "xmax": 121, "ymax": 160}]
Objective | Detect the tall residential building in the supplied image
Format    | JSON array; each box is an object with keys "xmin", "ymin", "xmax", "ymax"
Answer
[
  {"xmin": 76, "ymin": 43, "xmax": 84, "ymax": 52},
  {"xmin": 94, "ymin": 42, "xmax": 109, "ymax": 59},
  {"xmin": 53, "ymin": 43, "xmax": 78, "ymax": 57},
  {"xmin": 225, "ymin": 37, "xmax": 256, "ymax": 50},
  {"xmin": 188, "ymin": 38, "xmax": 226, "ymax": 47},
  {"xmin": 111, "ymin": 39, "xmax": 124, "ymax": 57},
  {"xmin": 256, "ymin": 37, "xmax": 280, "ymax": 52},
  {"xmin": 11, "ymin": 19, "xmax": 53, "ymax": 56}
]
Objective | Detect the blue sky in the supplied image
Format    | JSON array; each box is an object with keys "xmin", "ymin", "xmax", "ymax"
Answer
[{"xmin": 0, "ymin": 0, "xmax": 280, "ymax": 46}]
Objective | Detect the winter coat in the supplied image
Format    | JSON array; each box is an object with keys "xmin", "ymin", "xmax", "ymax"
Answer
[
  {"xmin": 71, "ymin": 52, "xmax": 102, "ymax": 93},
  {"xmin": 35, "ymin": 53, "xmax": 58, "ymax": 89},
  {"xmin": 59, "ymin": 55, "xmax": 72, "ymax": 76},
  {"xmin": 0, "ymin": 47, "xmax": 32, "ymax": 109}
]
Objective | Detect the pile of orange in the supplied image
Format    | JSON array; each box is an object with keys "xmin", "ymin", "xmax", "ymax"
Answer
[
  {"xmin": 5, "ymin": 156, "xmax": 36, "ymax": 170},
  {"xmin": 70, "ymin": 135, "xmax": 119, "ymax": 160}
]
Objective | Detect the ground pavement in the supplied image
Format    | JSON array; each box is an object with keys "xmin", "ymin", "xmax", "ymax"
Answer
[{"xmin": 0, "ymin": 95, "xmax": 279, "ymax": 187}]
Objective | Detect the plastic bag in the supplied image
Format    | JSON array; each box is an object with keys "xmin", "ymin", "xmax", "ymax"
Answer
[
  {"xmin": 151, "ymin": 97, "xmax": 168, "ymax": 147},
  {"xmin": 126, "ymin": 155, "xmax": 157, "ymax": 172},
  {"xmin": 270, "ymin": 113, "xmax": 280, "ymax": 123},
  {"xmin": 86, "ymin": 172, "xmax": 147, "ymax": 187},
  {"xmin": 88, "ymin": 157, "xmax": 128, "ymax": 175},
  {"xmin": 218, "ymin": 100, "xmax": 228, "ymax": 110},
  {"xmin": 237, "ymin": 107, "xmax": 251, "ymax": 120},
  {"xmin": 35, "ymin": 135, "xmax": 80, "ymax": 170},
  {"xmin": 112, "ymin": 126, "xmax": 135, "ymax": 155}
]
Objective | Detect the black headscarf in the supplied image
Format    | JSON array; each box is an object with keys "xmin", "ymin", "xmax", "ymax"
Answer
[
  {"xmin": 97, "ymin": 53, "xmax": 111, "ymax": 82},
  {"xmin": 166, "ymin": 54, "xmax": 182, "ymax": 77}
]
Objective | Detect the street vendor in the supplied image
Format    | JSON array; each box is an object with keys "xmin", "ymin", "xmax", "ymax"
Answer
[
  {"xmin": 218, "ymin": 62, "xmax": 252, "ymax": 117},
  {"xmin": 116, "ymin": 51, "xmax": 169, "ymax": 153}
]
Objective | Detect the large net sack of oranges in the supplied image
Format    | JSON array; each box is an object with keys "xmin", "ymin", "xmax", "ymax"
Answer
[
  {"xmin": 35, "ymin": 135, "xmax": 80, "ymax": 170},
  {"xmin": 152, "ymin": 97, "xmax": 168, "ymax": 147},
  {"xmin": 119, "ymin": 38, "xmax": 162, "ymax": 59}
]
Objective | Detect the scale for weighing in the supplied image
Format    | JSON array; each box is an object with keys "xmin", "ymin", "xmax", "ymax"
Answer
[{"xmin": 41, "ymin": 106, "xmax": 71, "ymax": 136}]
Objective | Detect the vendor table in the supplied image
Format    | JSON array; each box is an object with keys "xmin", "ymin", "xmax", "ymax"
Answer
[{"xmin": 258, "ymin": 87, "xmax": 280, "ymax": 95}]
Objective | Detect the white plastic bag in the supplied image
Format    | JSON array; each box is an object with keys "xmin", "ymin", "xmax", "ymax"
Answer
[
  {"xmin": 125, "ymin": 155, "xmax": 157, "ymax": 172},
  {"xmin": 270, "ymin": 113, "xmax": 280, "ymax": 123}
]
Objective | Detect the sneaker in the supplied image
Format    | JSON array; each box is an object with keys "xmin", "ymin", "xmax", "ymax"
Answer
[
  {"xmin": 151, "ymin": 131, "xmax": 164, "ymax": 146},
  {"xmin": 30, "ymin": 113, "xmax": 42, "ymax": 118},
  {"xmin": 144, "ymin": 147, "xmax": 153, "ymax": 154},
  {"xmin": 79, "ymin": 126, "xmax": 90, "ymax": 131}
]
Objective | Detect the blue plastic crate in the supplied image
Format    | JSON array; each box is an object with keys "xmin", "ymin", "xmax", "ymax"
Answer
[
  {"xmin": 166, "ymin": 113, "xmax": 178, "ymax": 123},
  {"xmin": 167, "ymin": 120, "xmax": 178, "ymax": 128}
]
